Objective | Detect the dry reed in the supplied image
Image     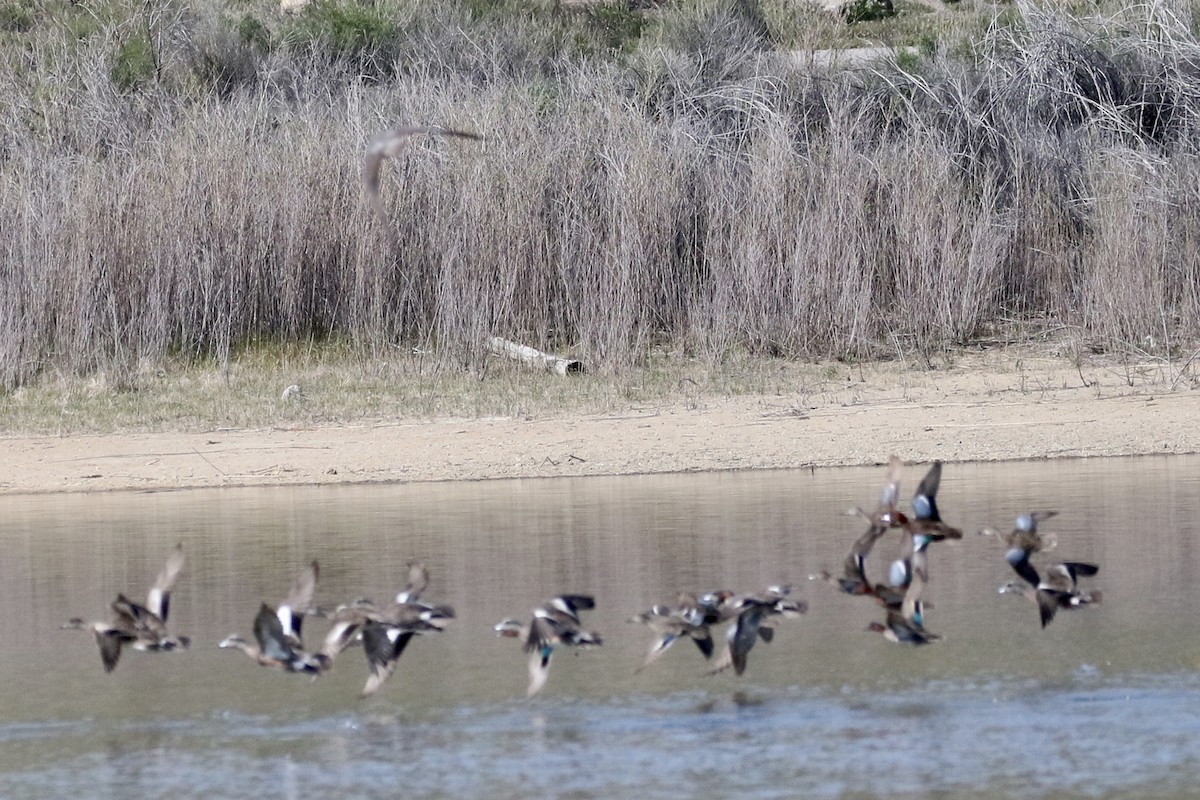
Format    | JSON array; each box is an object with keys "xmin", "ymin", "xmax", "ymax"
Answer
[{"xmin": 1, "ymin": 0, "xmax": 1199, "ymax": 391}]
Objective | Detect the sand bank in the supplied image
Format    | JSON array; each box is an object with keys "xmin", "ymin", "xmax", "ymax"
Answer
[{"xmin": 2, "ymin": 352, "xmax": 1195, "ymax": 495}]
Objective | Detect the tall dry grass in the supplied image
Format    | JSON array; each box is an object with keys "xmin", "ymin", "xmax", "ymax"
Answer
[{"xmin": 2, "ymin": 0, "xmax": 1200, "ymax": 390}]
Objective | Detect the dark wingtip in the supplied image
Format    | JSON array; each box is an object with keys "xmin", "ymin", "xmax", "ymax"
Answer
[{"xmin": 1064, "ymin": 562, "xmax": 1100, "ymax": 578}]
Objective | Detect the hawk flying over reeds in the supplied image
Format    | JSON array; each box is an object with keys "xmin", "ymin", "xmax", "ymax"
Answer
[{"xmin": 362, "ymin": 126, "xmax": 482, "ymax": 244}]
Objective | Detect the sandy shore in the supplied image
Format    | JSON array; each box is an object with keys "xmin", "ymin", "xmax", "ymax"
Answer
[{"xmin": 1, "ymin": 351, "xmax": 1196, "ymax": 495}]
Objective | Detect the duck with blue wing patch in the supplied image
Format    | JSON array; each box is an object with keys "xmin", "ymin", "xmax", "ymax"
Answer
[{"xmin": 496, "ymin": 594, "xmax": 602, "ymax": 698}]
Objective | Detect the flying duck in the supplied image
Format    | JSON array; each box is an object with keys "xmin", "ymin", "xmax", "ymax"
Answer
[
  {"xmin": 495, "ymin": 594, "xmax": 602, "ymax": 698},
  {"xmin": 999, "ymin": 560, "xmax": 1102, "ymax": 628},
  {"xmin": 811, "ymin": 455, "xmax": 907, "ymax": 596},
  {"xmin": 63, "ymin": 543, "xmax": 190, "ymax": 672},
  {"xmin": 218, "ymin": 560, "xmax": 334, "ymax": 674},
  {"xmin": 710, "ymin": 585, "xmax": 807, "ymax": 676},
  {"xmin": 981, "ymin": 512, "xmax": 1060, "ymax": 587},
  {"xmin": 362, "ymin": 125, "xmax": 483, "ymax": 248},
  {"xmin": 628, "ymin": 590, "xmax": 736, "ymax": 672},
  {"xmin": 326, "ymin": 561, "xmax": 456, "ymax": 697}
]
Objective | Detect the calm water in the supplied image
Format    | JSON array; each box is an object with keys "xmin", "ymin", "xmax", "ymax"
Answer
[{"xmin": 1, "ymin": 457, "xmax": 1199, "ymax": 799}]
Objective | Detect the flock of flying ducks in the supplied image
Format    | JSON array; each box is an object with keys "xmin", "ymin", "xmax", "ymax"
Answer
[
  {"xmin": 51, "ymin": 129, "xmax": 1101, "ymax": 696},
  {"xmin": 63, "ymin": 456, "xmax": 1102, "ymax": 699}
]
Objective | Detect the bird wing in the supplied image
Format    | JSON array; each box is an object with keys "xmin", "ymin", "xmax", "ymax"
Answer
[
  {"xmin": 320, "ymin": 616, "xmax": 362, "ymax": 660},
  {"xmin": 911, "ymin": 462, "xmax": 943, "ymax": 521},
  {"xmin": 1039, "ymin": 564, "xmax": 1075, "ymax": 593},
  {"xmin": 362, "ymin": 126, "xmax": 483, "ymax": 239},
  {"xmin": 359, "ymin": 622, "xmax": 416, "ymax": 697},
  {"xmin": 526, "ymin": 615, "xmax": 558, "ymax": 653},
  {"xmin": 146, "ymin": 543, "xmax": 184, "ymax": 622},
  {"xmin": 727, "ymin": 609, "xmax": 764, "ymax": 676},
  {"xmin": 394, "ymin": 561, "xmax": 429, "ymax": 604},
  {"xmin": 690, "ymin": 630, "xmax": 715, "ymax": 660},
  {"xmin": 277, "ymin": 561, "xmax": 319, "ymax": 643},
  {"xmin": 842, "ymin": 523, "xmax": 888, "ymax": 585},
  {"xmin": 550, "ymin": 595, "xmax": 596, "ymax": 620},
  {"xmin": 1005, "ymin": 548, "xmax": 1042, "ymax": 588},
  {"xmin": 1036, "ymin": 590, "xmax": 1061, "ymax": 628},
  {"xmin": 636, "ymin": 630, "xmax": 679, "ymax": 672},
  {"xmin": 254, "ymin": 603, "xmax": 295, "ymax": 663},
  {"xmin": 94, "ymin": 628, "xmax": 129, "ymax": 673},
  {"xmin": 526, "ymin": 648, "xmax": 552, "ymax": 698},
  {"xmin": 875, "ymin": 454, "xmax": 904, "ymax": 520},
  {"xmin": 901, "ymin": 549, "xmax": 929, "ymax": 623},
  {"xmin": 1061, "ymin": 562, "xmax": 1100, "ymax": 581},
  {"xmin": 111, "ymin": 593, "xmax": 166, "ymax": 636}
]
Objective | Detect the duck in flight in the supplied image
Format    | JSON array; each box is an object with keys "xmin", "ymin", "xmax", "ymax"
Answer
[
  {"xmin": 812, "ymin": 455, "xmax": 907, "ymax": 596},
  {"xmin": 219, "ymin": 560, "xmax": 335, "ymax": 675},
  {"xmin": 866, "ymin": 536, "xmax": 941, "ymax": 645},
  {"xmin": 981, "ymin": 511, "xmax": 1060, "ymax": 588},
  {"xmin": 999, "ymin": 560, "xmax": 1102, "ymax": 628},
  {"xmin": 324, "ymin": 560, "xmax": 456, "ymax": 697},
  {"xmin": 63, "ymin": 543, "xmax": 190, "ymax": 672},
  {"xmin": 495, "ymin": 594, "xmax": 602, "ymax": 698},
  {"xmin": 629, "ymin": 590, "xmax": 735, "ymax": 672},
  {"xmin": 709, "ymin": 585, "xmax": 807, "ymax": 676}
]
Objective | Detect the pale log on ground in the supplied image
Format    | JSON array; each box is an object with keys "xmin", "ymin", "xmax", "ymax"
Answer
[{"xmin": 487, "ymin": 337, "xmax": 583, "ymax": 376}]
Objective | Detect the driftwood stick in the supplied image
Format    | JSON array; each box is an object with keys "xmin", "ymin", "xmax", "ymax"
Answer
[{"xmin": 487, "ymin": 337, "xmax": 583, "ymax": 376}]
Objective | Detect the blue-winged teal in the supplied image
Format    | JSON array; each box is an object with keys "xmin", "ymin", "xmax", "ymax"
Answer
[
  {"xmin": 628, "ymin": 590, "xmax": 736, "ymax": 672},
  {"xmin": 710, "ymin": 585, "xmax": 806, "ymax": 676},
  {"xmin": 219, "ymin": 561, "xmax": 332, "ymax": 674},
  {"xmin": 812, "ymin": 456, "xmax": 907, "ymax": 596},
  {"xmin": 495, "ymin": 594, "xmax": 601, "ymax": 698},
  {"xmin": 63, "ymin": 543, "xmax": 190, "ymax": 673},
  {"xmin": 327, "ymin": 560, "xmax": 456, "ymax": 697},
  {"xmin": 980, "ymin": 512, "xmax": 1060, "ymax": 588},
  {"xmin": 903, "ymin": 461, "xmax": 963, "ymax": 542},
  {"xmin": 882, "ymin": 461, "xmax": 961, "ymax": 613},
  {"xmin": 999, "ymin": 560, "xmax": 1101, "ymax": 628}
]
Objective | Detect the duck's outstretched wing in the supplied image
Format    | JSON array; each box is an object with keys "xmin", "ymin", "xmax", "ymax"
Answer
[
  {"xmin": 1036, "ymin": 590, "xmax": 1061, "ymax": 628},
  {"xmin": 254, "ymin": 603, "xmax": 295, "ymax": 664},
  {"xmin": 526, "ymin": 647, "xmax": 552, "ymax": 698},
  {"xmin": 147, "ymin": 543, "xmax": 185, "ymax": 623},
  {"xmin": 360, "ymin": 621, "xmax": 417, "ymax": 697},
  {"xmin": 1005, "ymin": 548, "xmax": 1043, "ymax": 588},
  {"xmin": 912, "ymin": 462, "xmax": 942, "ymax": 520},
  {"xmin": 111, "ymin": 593, "xmax": 167, "ymax": 637},
  {"xmin": 550, "ymin": 595, "xmax": 596, "ymax": 620},
  {"xmin": 94, "ymin": 627, "xmax": 134, "ymax": 673},
  {"xmin": 690, "ymin": 629, "xmax": 715, "ymax": 659},
  {"xmin": 394, "ymin": 560, "xmax": 429, "ymax": 604},
  {"xmin": 1061, "ymin": 562, "xmax": 1100, "ymax": 581},
  {"xmin": 278, "ymin": 561, "xmax": 319, "ymax": 644},
  {"xmin": 875, "ymin": 455, "xmax": 904, "ymax": 520},
  {"xmin": 526, "ymin": 613, "xmax": 561, "ymax": 653},
  {"xmin": 725, "ymin": 608, "xmax": 765, "ymax": 676}
]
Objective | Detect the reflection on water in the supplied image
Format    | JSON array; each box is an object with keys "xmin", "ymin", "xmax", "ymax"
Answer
[{"xmin": 1, "ymin": 456, "xmax": 1199, "ymax": 798}]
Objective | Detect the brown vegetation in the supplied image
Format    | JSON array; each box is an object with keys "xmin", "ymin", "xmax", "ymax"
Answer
[{"xmin": 1, "ymin": 0, "xmax": 1199, "ymax": 391}]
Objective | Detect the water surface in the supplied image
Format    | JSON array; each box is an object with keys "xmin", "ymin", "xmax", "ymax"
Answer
[{"xmin": 1, "ymin": 457, "xmax": 1198, "ymax": 798}]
